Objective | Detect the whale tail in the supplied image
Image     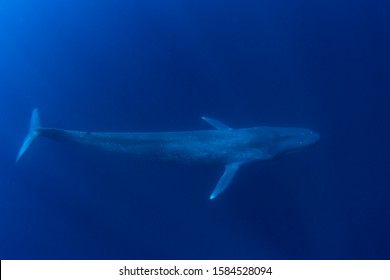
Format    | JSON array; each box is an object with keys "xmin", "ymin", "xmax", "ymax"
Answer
[{"xmin": 16, "ymin": 108, "xmax": 41, "ymax": 162}]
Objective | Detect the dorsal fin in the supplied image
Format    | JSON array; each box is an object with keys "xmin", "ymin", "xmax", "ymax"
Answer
[{"xmin": 201, "ymin": 117, "xmax": 232, "ymax": 130}]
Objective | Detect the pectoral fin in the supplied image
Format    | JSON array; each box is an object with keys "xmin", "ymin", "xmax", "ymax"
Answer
[
  {"xmin": 201, "ymin": 117, "xmax": 232, "ymax": 130},
  {"xmin": 210, "ymin": 163, "xmax": 240, "ymax": 199}
]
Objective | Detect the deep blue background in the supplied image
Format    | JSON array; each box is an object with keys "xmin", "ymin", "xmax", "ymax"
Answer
[{"xmin": 1, "ymin": 0, "xmax": 389, "ymax": 259}]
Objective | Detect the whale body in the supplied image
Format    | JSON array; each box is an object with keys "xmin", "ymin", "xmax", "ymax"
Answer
[{"xmin": 17, "ymin": 109, "xmax": 320, "ymax": 199}]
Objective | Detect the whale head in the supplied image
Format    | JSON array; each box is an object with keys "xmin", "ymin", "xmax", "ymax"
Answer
[{"xmin": 272, "ymin": 127, "xmax": 320, "ymax": 156}]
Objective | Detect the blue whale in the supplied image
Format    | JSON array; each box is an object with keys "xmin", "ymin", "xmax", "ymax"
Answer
[{"xmin": 17, "ymin": 109, "xmax": 320, "ymax": 199}]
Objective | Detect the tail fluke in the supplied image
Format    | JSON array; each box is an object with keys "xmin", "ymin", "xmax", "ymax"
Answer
[{"xmin": 16, "ymin": 108, "xmax": 41, "ymax": 162}]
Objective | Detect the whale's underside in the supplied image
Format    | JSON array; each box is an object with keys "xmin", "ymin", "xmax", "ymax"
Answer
[{"xmin": 17, "ymin": 109, "xmax": 320, "ymax": 199}]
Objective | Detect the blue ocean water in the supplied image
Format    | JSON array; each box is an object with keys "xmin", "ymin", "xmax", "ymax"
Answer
[{"xmin": 1, "ymin": 0, "xmax": 389, "ymax": 259}]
